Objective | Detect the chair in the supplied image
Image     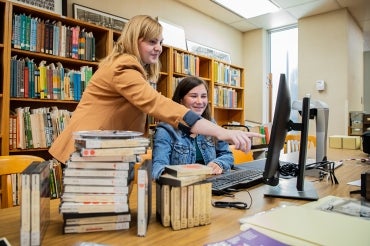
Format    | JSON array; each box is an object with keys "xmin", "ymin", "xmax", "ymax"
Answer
[
  {"xmin": 284, "ymin": 134, "xmax": 316, "ymax": 153},
  {"xmin": 229, "ymin": 145, "xmax": 254, "ymax": 164},
  {"xmin": 0, "ymin": 155, "xmax": 44, "ymax": 208}
]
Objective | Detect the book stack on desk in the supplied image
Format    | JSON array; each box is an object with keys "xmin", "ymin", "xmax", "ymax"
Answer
[
  {"xmin": 20, "ymin": 160, "xmax": 50, "ymax": 246},
  {"xmin": 59, "ymin": 130, "xmax": 150, "ymax": 234},
  {"xmin": 156, "ymin": 164, "xmax": 213, "ymax": 231}
]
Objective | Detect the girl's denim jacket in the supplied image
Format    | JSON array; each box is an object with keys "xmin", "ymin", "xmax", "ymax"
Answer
[{"xmin": 152, "ymin": 121, "xmax": 234, "ymax": 180}]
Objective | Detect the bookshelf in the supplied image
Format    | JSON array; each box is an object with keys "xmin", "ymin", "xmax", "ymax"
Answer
[
  {"xmin": 0, "ymin": 1, "xmax": 245, "ymax": 159},
  {"xmin": 0, "ymin": 1, "xmax": 112, "ymax": 159},
  {"xmin": 163, "ymin": 46, "xmax": 245, "ymax": 127},
  {"xmin": 0, "ymin": 0, "xmax": 11, "ymax": 157}
]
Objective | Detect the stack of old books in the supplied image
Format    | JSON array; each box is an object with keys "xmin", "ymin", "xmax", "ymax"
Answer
[
  {"xmin": 156, "ymin": 164, "xmax": 213, "ymax": 231},
  {"xmin": 59, "ymin": 130, "xmax": 150, "ymax": 233}
]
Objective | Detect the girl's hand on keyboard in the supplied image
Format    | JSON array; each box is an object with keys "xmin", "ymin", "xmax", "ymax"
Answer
[{"xmin": 207, "ymin": 162, "xmax": 223, "ymax": 175}]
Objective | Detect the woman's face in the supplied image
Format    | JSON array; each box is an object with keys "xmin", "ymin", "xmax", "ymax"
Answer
[
  {"xmin": 181, "ymin": 84, "xmax": 208, "ymax": 116},
  {"xmin": 138, "ymin": 35, "xmax": 163, "ymax": 65}
]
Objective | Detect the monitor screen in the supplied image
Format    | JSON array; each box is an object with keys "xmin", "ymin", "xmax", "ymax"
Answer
[{"xmin": 263, "ymin": 74, "xmax": 318, "ymax": 200}]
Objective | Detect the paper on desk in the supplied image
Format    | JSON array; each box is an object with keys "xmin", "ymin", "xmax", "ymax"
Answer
[
  {"xmin": 347, "ymin": 179, "xmax": 361, "ymax": 186},
  {"xmin": 240, "ymin": 205, "xmax": 370, "ymax": 246}
]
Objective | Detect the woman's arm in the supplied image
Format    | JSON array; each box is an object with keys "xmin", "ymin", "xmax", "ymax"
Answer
[{"xmin": 191, "ymin": 118, "xmax": 262, "ymax": 152}]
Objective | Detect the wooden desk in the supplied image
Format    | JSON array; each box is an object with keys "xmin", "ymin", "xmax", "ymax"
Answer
[{"xmin": 1, "ymin": 149, "xmax": 369, "ymax": 246}]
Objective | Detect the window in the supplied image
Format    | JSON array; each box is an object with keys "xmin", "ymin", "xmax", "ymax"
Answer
[{"xmin": 268, "ymin": 26, "xmax": 298, "ymax": 122}]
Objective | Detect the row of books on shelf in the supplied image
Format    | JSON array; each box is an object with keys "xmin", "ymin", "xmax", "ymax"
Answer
[
  {"xmin": 156, "ymin": 164, "xmax": 213, "ymax": 231},
  {"xmin": 10, "ymin": 57, "xmax": 93, "ymax": 100},
  {"xmin": 59, "ymin": 130, "xmax": 150, "ymax": 234},
  {"xmin": 173, "ymin": 50, "xmax": 200, "ymax": 76},
  {"xmin": 213, "ymin": 85, "xmax": 238, "ymax": 108},
  {"xmin": 12, "ymin": 13, "xmax": 96, "ymax": 61},
  {"xmin": 213, "ymin": 61, "xmax": 241, "ymax": 87},
  {"xmin": 9, "ymin": 106, "xmax": 72, "ymax": 150}
]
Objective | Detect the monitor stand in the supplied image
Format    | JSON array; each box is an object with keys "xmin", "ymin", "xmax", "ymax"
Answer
[{"xmin": 264, "ymin": 178, "xmax": 318, "ymax": 201}]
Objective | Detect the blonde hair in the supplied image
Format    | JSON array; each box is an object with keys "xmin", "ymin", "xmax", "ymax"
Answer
[{"xmin": 99, "ymin": 15, "xmax": 162, "ymax": 82}]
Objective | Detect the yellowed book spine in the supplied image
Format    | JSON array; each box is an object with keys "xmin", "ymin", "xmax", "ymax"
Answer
[
  {"xmin": 199, "ymin": 183, "xmax": 206, "ymax": 226},
  {"xmin": 187, "ymin": 185, "xmax": 194, "ymax": 228},
  {"xmin": 193, "ymin": 184, "xmax": 200, "ymax": 226},
  {"xmin": 180, "ymin": 186, "xmax": 188, "ymax": 229},
  {"xmin": 170, "ymin": 186, "xmax": 181, "ymax": 230},
  {"xmin": 161, "ymin": 184, "xmax": 170, "ymax": 227},
  {"xmin": 204, "ymin": 182, "xmax": 212, "ymax": 225}
]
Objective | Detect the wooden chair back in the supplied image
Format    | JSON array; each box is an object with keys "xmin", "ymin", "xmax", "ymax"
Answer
[
  {"xmin": 229, "ymin": 145, "xmax": 254, "ymax": 164},
  {"xmin": 284, "ymin": 134, "xmax": 316, "ymax": 153},
  {"xmin": 0, "ymin": 155, "xmax": 45, "ymax": 208}
]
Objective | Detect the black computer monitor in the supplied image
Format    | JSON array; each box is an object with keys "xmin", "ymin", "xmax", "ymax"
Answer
[{"xmin": 263, "ymin": 74, "xmax": 318, "ymax": 200}]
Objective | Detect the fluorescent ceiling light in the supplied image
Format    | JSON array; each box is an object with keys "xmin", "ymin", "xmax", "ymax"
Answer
[{"xmin": 212, "ymin": 0, "xmax": 280, "ymax": 19}]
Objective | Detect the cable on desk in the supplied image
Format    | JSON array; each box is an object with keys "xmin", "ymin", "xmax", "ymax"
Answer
[
  {"xmin": 212, "ymin": 189, "xmax": 253, "ymax": 210},
  {"xmin": 279, "ymin": 162, "xmax": 299, "ymax": 177},
  {"xmin": 279, "ymin": 158, "xmax": 339, "ymax": 184}
]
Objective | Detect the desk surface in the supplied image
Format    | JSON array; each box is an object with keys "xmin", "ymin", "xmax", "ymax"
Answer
[{"xmin": 1, "ymin": 148, "xmax": 369, "ymax": 246}]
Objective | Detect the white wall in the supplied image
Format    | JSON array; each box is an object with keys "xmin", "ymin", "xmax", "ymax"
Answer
[
  {"xmin": 242, "ymin": 29, "xmax": 266, "ymax": 124},
  {"xmin": 365, "ymin": 52, "xmax": 370, "ymax": 113},
  {"xmin": 298, "ymin": 9, "xmax": 363, "ymax": 136}
]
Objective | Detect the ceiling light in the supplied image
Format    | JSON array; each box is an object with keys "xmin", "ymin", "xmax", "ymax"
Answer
[{"xmin": 212, "ymin": 0, "xmax": 280, "ymax": 19}]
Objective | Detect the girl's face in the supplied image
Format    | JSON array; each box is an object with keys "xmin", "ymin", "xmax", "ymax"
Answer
[
  {"xmin": 181, "ymin": 84, "xmax": 208, "ymax": 116},
  {"xmin": 138, "ymin": 35, "xmax": 163, "ymax": 65}
]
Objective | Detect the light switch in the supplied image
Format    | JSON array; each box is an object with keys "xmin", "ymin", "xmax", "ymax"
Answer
[{"xmin": 316, "ymin": 80, "xmax": 325, "ymax": 91}]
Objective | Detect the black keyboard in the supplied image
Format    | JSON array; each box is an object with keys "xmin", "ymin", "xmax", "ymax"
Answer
[{"xmin": 206, "ymin": 167, "xmax": 264, "ymax": 195}]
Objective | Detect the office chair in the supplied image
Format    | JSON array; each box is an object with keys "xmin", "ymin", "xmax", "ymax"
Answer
[
  {"xmin": 284, "ymin": 134, "xmax": 316, "ymax": 153},
  {"xmin": 0, "ymin": 155, "xmax": 44, "ymax": 208}
]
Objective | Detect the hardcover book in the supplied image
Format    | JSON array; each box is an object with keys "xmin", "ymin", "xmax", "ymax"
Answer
[
  {"xmin": 69, "ymin": 152, "xmax": 138, "ymax": 163},
  {"xmin": 63, "ymin": 185, "xmax": 129, "ymax": 194},
  {"xmin": 66, "ymin": 160, "xmax": 131, "ymax": 170},
  {"xmin": 63, "ymin": 212, "xmax": 131, "ymax": 225},
  {"xmin": 187, "ymin": 184, "xmax": 194, "ymax": 228},
  {"xmin": 180, "ymin": 186, "xmax": 188, "ymax": 229},
  {"xmin": 137, "ymin": 160, "xmax": 152, "ymax": 237},
  {"xmin": 63, "ymin": 168, "xmax": 128, "ymax": 178},
  {"xmin": 20, "ymin": 161, "xmax": 40, "ymax": 246},
  {"xmin": 63, "ymin": 176, "xmax": 128, "ymax": 186},
  {"xmin": 64, "ymin": 222, "xmax": 130, "ymax": 234},
  {"xmin": 74, "ymin": 137, "xmax": 150, "ymax": 149},
  {"xmin": 73, "ymin": 130, "xmax": 143, "ymax": 139},
  {"xmin": 30, "ymin": 161, "xmax": 50, "ymax": 246},
  {"xmin": 170, "ymin": 186, "xmax": 181, "ymax": 230},
  {"xmin": 158, "ymin": 173, "xmax": 207, "ymax": 187},
  {"xmin": 60, "ymin": 202, "xmax": 129, "ymax": 214},
  {"xmin": 164, "ymin": 164, "xmax": 212, "ymax": 177},
  {"xmin": 161, "ymin": 184, "xmax": 171, "ymax": 227},
  {"xmin": 62, "ymin": 193, "xmax": 128, "ymax": 203},
  {"xmin": 79, "ymin": 146, "xmax": 146, "ymax": 157}
]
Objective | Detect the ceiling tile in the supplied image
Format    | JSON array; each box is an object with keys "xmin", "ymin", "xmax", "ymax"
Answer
[
  {"xmin": 285, "ymin": 0, "xmax": 340, "ymax": 19},
  {"xmin": 247, "ymin": 10, "xmax": 297, "ymax": 29},
  {"xmin": 273, "ymin": 0, "xmax": 321, "ymax": 9},
  {"xmin": 229, "ymin": 20, "xmax": 259, "ymax": 32}
]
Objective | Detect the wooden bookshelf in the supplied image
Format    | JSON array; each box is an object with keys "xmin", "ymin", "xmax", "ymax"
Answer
[
  {"xmin": 0, "ymin": 1, "xmax": 112, "ymax": 158},
  {"xmin": 0, "ymin": 1, "xmax": 245, "ymax": 159},
  {"xmin": 0, "ymin": 0, "xmax": 11, "ymax": 156}
]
